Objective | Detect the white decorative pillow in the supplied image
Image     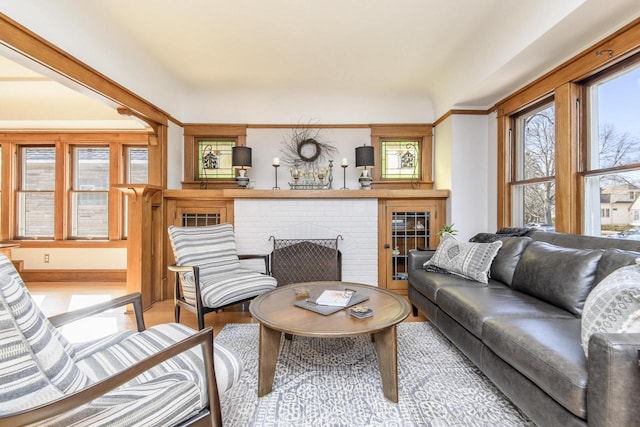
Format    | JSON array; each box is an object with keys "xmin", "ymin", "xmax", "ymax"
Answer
[
  {"xmin": 581, "ymin": 259, "xmax": 640, "ymax": 358},
  {"xmin": 423, "ymin": 232, "xmax": 502, "ymax": 284}
]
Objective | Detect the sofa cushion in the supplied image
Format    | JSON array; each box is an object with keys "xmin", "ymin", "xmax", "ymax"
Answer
[
  {"xmin": 483, "ymin": 318, "xmax": 587, "ymax": 419},
  {"xmin": 408, "ymin": 268, "xmax": 499, "ymax": 302},
  {"xmin": 511, "ymin": 241, "xmax": 603, "ymax": 316},
  {"xmin": 489, "ymin": 237, "xmax": 532, "ymax": 286},
  {"xmin": 595, "ymin": 248, "xmax": 640, "ymax": 284},
  {"xmin": 436, "ymin": 286, "xmax": 574, "ymax": 338},
  {"xmin": 581, "ymin": 261, "xmax": 640, "ymax": 357},
  {"xmin": 424, "ymin": 233, "xmax": 502, "ymax": 284}
]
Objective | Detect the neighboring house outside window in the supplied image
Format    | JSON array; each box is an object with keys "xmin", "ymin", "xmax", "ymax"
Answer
[
  {"xmin": 584, "ymin": 60, "xmax": 640, "ymax": 237},
  {"xmin": 17, "ymin": 146, "xmax": 56, "ymax": 238}
]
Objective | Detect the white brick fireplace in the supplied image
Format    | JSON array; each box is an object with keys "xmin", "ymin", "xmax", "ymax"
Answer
[{"xmin": 233, "ymin": 198, "xmax": 378, "ymax": 286}]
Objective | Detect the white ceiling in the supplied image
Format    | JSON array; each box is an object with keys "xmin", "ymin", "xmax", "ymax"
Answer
[{"xmin": 1, "ymin": 0, "xmax": 640, "ymax": 127}]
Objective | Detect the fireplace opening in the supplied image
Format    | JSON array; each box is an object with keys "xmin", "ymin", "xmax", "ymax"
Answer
[{"xmin": 269, "ymin": 236, "xmax": 342, "ymax": 286}]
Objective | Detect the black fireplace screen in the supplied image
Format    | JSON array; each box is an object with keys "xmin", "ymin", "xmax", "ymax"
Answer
[{"xmin": 269, "ymin": 236, "xmax": 342, "ymax": 286}]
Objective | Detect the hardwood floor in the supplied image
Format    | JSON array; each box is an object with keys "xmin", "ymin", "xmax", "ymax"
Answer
[{"xmin": 26, "ymin": 282, "xmax": 426, "ymax": 340}]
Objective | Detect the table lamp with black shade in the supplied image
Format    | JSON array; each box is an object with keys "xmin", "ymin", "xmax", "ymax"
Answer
[
  {"xmin": 232, "ymin": 146, "xmax": 252, "ymax": 188},
  {"xmin": 355, "ymin": 145, "xmax": 374, "ymax": 189}
]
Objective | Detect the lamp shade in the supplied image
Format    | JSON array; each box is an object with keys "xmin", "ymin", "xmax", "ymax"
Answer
[
  {"xmin": 232, "ymin": 146, "xmax": 252, "ymax": 168},
  {"xmin": 355, "ymin": 145, "xmax": 374, "ymax": 167}
]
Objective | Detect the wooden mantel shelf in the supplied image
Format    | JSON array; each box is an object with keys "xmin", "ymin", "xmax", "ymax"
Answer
[{"xmin": 164, "ymin": 189, "xmax": 450, "ymax": 199}]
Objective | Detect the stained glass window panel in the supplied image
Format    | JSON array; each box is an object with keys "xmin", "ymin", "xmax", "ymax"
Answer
[
  {"xmin": 197, "ymin": 140, "xmax": 235, "ymax": 179},
  {"xmin": 381, "ymin": 139, "xmax": 420, "ymax": 179}
]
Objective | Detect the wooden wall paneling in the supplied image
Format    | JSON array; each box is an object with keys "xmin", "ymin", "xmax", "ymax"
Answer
[
  {"xmin": 554, "ymin": 83, "xmax": 582, "ymax": 234},
  {"xmin": 54, "ymin": 141, "xmax": 66, "ymax": 240},
  {"xmin": 1, "ymin": 142, "xmax": 12, "ymax": 240},
  {"xmin": 496, "ymin": 112, "xmax": 511, "ymax": 228},
  {"xmin": 115, "ymin": 185, "xmax": 163, "ymax": 309},
  {"xmin": 108, "ymin": 141, "xmax": 122, "ymax": 240}
]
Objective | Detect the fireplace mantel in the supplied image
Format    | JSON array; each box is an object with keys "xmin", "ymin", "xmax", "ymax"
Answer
[
  {"xmin": 164, "ymin": 188, "xmax": 450, "ymax": 200},
  {"xmin": 162, "ymin": 188, "xmax": 449, "ymax": 298}
]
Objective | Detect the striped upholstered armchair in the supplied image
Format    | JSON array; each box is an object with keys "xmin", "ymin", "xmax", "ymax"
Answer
[
  {"xmin": 0, "ymin": 254, "xmax": 242, "ymax": 426},
  {"xmin": 168, "ymin": 223, "xmax": 277, "ymax": 330}
]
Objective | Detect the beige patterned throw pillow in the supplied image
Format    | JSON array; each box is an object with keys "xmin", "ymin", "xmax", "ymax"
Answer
[
  {"xmin": 580, "ymin": 259, "xmax": 640, "ymax": 358},
  {"xmin": 424, "ymin": 232, "xmax": 502, "ymax": 284}
]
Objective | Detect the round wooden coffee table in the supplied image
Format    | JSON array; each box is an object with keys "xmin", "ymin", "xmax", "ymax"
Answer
[{"xmin": 249, "ymin": 281, "xmax": 411, "ymax": 402}]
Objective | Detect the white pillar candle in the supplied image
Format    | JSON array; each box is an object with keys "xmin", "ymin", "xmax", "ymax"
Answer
[
  {"xmin": 272, "ymin": 157, "xmax": 280, "ymax": 166},
  {"xmin": 341, "ymin": 157, "xmax": 348, "ymax": 166}
]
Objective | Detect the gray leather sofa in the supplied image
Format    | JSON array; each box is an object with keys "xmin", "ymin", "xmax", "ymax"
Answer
[{"xmin": 408, "ymin": 231, "xmax": 640, "ymax": 427}]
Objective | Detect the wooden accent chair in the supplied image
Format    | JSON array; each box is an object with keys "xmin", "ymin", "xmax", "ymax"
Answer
[
  {"xmin": 0, "ymin": 254, "xmax": 242, "ymax": 427},
  {"xmin": 168, "ymin": 223, "xmax": 277, "ymax": 330}
]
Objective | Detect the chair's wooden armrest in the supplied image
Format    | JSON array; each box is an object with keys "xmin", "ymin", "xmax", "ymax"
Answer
[
  {"xmin": 1, "ymin": 327, "xmax": 220, "ymax": 427},
  {"xmin": 48, "ymin": 293, "xmax": 145, "ymax": 332},
  {"xmin": 167, "ymin": 264, "xmax": 196, "ymax": 274}
]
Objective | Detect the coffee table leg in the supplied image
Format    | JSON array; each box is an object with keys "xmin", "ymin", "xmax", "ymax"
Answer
[
  {"xmin": 258, "ymin": 324, "xmax": 281, "ymax": 397},
  {"xmin": 373, "ymin": 325, "xmax": 399, "ymax": 403}
]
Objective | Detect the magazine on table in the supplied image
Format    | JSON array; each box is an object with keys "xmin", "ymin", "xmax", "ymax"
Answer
[
  {"xmin": 313, "ymin": 289, "xmax": 356, "ymax": 307},
  {"xmin": 294, "ymin": 289, "xmax": 369, "ymax": 315}
]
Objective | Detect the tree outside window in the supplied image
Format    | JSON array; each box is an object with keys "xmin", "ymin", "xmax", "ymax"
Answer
[
  {"xmin": 585, "ymin": 61, "xmax": 640, "ymax": 237},
  {"xmin": 513, "ymin": 103, "xmax": 556, "ymax": 228}
]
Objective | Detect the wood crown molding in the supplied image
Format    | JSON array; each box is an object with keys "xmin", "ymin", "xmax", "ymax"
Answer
[
  {"xmin": 0, "ymin": 13, "xmax": 173, "ymax": 127},
  {"xmin": 495, "ymin": 16, "xmax": 640, "ymax": 115},
  {"xmin": 433, "ymin": 109, "xmax": 491, "ymax": 127}
]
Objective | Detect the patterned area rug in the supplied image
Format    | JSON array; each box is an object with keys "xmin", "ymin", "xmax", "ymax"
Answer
[{"xmin": 215, "ymin": 322, "xmax": 535, "ymax": 426}]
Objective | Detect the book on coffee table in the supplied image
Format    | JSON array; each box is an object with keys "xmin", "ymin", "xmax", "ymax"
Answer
[
  {"xmin": 294, "ymin": 292, "xmax": 369, "ymax": 315},
  {"xmin": 314, "ymin": 289, "xmax": 356, "ymax": 307}
]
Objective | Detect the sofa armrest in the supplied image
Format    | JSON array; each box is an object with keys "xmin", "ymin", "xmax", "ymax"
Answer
[
  {"xmin": 1, "ymin": 327, "xmax": 221, "ymax": 427},
  {"xmin": 408, "ymin": 250, "xmax": 435, "ymax": 272},
  {"xmin": 48, "ymin": 292, "xmax": 146, "ymax": 332},
  {"xmin": 587, "ymin": 332, "xmax": 640, "ymax": 427}
]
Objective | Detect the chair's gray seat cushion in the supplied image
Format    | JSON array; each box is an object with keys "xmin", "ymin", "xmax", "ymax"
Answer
[
  {"xmin": 76, "ymin": 323, "xmax": 240, "ymax": 393},
  {"xmin": 511, "ymin": 241, "xmax": 603, "ymax": 316},
  {"xmin": 483, "ymin": 317, "xmax": 587, "ymax": 419},
  {"xmin": 436, "ymin": 286, "xmax": 574, "ymax": 337},
  {"xmin": 184, "ymin": 269, "xmax": 277, "ymax": 308}
]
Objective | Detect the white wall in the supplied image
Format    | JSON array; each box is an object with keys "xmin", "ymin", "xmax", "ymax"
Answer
[
  {"xmin": 246, "ymin": 128, "xmax": 371, "ymax": 189},
  {"xmin": 11, "ymin": 248, "xmax": 126, "ymax": 270},
  {"xmin": 435, "ymin": 114, "xmax": 493, "ymax": 241},
  {"xmin": 434, "ymin": 117, "xmax": 453, "ymax": 224},
  {"xmin": 167, "ymin": 120, "xmax": 184, "ymax": 189}
]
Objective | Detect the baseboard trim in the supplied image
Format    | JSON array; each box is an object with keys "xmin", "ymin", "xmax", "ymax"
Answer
[{"xmin": 20, "ymin": 269, "xmax": 127, "ymax": 282}]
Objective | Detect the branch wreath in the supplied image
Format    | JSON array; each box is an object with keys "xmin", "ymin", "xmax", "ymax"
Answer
[{"xmin": 280, "ymin": 125, "xmax": 337, "ymax": 169}]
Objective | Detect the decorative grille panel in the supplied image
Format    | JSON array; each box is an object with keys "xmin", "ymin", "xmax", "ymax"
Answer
[{"xmin": 181, "ymin": 213, "xmax": 221, "ymax": 227}]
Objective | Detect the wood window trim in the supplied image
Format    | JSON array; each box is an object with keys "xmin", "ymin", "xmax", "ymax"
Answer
[
  {"xmin": 370, "ymin": 124, "xmax": 433, "ymax": 189},
  {"xmin": 182, "ymin": 124, "xmax": 248, "ymax": 189},
  {"xmin": 496, "ymin": 17, "xmax": 640, "ymax": 232},
  {"xmin": 0, "ymin": 131, "xmax": 148, "ymax": 243}
]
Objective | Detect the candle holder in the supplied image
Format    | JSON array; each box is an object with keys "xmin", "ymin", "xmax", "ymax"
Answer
[
  {"xmin": 272, "ymin": 164, "xmax": 280, "ymax": 190},
  {"xmin": 341, "ymin": 164, "xmax": 348, "ymax": 190}
]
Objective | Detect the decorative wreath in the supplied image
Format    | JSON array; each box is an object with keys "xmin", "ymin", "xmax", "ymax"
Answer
[
  {"xmin": 280, "ymin": 125, "xmax": 337, "ymax": 169},
  {"xmin": 297, "ymin": 138, "xmax": 321, "ymax": 162}
]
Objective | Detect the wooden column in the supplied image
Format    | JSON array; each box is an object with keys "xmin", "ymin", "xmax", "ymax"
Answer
[
  {"xmin": 554, "ymin": 83, "xmax": 582, "ymax": 234},
  {"xmin": 114, "ymin": 185, "xmax": 163, "ymax": 309}
]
